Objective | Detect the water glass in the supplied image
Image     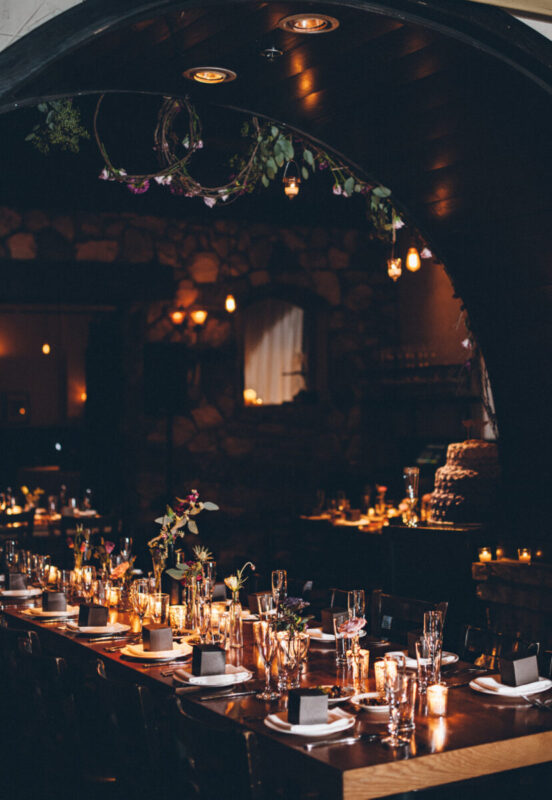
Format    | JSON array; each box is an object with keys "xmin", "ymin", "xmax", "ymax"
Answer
[
  {"xmin": 333, "ymin": 617, "xmax": 347, "ymax": 666},
  {"xmin": 253, "ymin": 621, "xmax": 279, "ymax": 700},
  {"xmin": 149, "ymin": 592, "xmax": 170, "ymax": 624},
  {"xmin": 271, "ymin": 570, "xmax": 287, "ymax": 610},
  {"xmin": 415, "ymin": 635, "xmax": 432, "ymax": 694},
  {"xmin": 218, "ymin": 612, "xmax": 230, "ymax": 650},
  {"xmin": 423, "ymin": 610, "xmax": 444, "ymax": 643},
  {"xmin": 347, "ymin": 589, "xmax": 365, "ymax": 620},
  {"xmin": 382, "ymin": 659, "xmax": 410, "ymax": 747},
  {"xmin": 277, "ymin": 632, "xmax": 304, "ymax": 691},
  {"xmin": 396, "ymin": 673, "xmax": 417, "ymax": 733},
  {"xmin": 257, "ymin": 594, "xmax": 276, "ymax": 620}
]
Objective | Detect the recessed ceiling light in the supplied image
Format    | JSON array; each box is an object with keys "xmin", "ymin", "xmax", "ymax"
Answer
[
  {"xmin": 183, "ymin": 66, "xmax": 236, "ymax": 84},
  {"xmin": 278, "ymin": 13, "xmax": 339, "ymax": 34}
]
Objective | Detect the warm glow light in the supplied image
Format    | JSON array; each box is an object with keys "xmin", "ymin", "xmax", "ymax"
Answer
[
  {"xmin": 18, "ymin": 407, "xmax": 26, "ymax": 416},
  {"xmin": 243, "ymin": 388, "xmax": 257, "ymax": 406},
  {"xmin": 42, "ymin": 342, "xmax": 51, "ymax": 355},
  {"xmin": 278, "ymin": 14, "xmax": 340, "ymax": 34},
  {"xmin": 80, "ymin": 391, "xmax": 87, "ymax": 402},
  {"xmin": 190, "ymin": 309, "xmax": 208, "ymax": 325},
  {"xmin": 225, "ymin": 294, "xmax": 237, "ymax": 313},
  {"xmin": 406, "ymin": 247, "xmax": 421, "ymax": 272},
  {"xmin": 183, "ymin": 67, "xmax": 237, "ymax": 84},
  {"xmin": 478, "ymin": 547, "xmax": 492, "ymax": 563},
  {"xmin": 284, "ymin": 176, "xmax": 300, "ymax": 198},
  {"xmin": 518, "ymin": 548, "xmax": 532, "ymax": 564},
  {"xmin": 170, "ymin": 309, "xmax": 186, "ymax": 325},
  {"xmin": 387, "ymin": 257, "xmax": 402, "ymax": 281}
]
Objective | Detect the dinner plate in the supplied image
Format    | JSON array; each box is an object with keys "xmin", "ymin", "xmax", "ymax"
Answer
[
  {"xmin": 350, "ymin": 692, "xmax": 390, "ymax": 714},
  {"xmin": 385, "ymin": 651, "xmax": 458, "ymax": 670},
  {"xmin": 122, "ymin": 641, "xmax": 192, "ymax": 660},
  {"xmin": 173, "ymin": 664, "xmax": 252, "ymax": 687},
  {"xmin": 67, "ymin": 621, "xmax": 131, "ymax": 635},
  {"xmin": 308, "ymin": 628, "xmax": 366, "ymax": 642},
  {"xmin": 24, "ymin": 605, "xmax": 79, "ymax": 618},
  {"xmin": 264, "ymin": 708, "xmax": 355, "ymax": 737},
  {"xmin": 469, "ymin": 675, "xmax": 552, "ymax": 697},
  {"xmin": 315, "ymin": 685, "xmax": 355, "ymax": 705},
  {"xmin": 0, "ymin": 588, "xmax": 42, "ymax": 598}
]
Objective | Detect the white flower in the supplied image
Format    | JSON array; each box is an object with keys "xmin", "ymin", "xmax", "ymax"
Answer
[
  {"xmin": 155, "ymin": 175, "xmax": 173, "ymax": 186},
  {"xmin": 332, "ymin": 184, "xmax": 342, "ymax": 195},
  {"xmin": 393, "ymin": 218, "xmax": 405, "ymax": 230},
  {"xmin": 99, "ymin": 168, "xmax": 111, "ymax": 181},
  {"xmin": 197, "ymin": 140, "xmax": 204, "ymax": 149},
  {"xmin": 204, "ymin": 197, "xmax": 217, "ymax": 208},
  {"xmin": 461, "ymin": 338, "xmax": 473, "ymax": 350},
  {"xmin": 420, "ymin": 247, "xmax": 433, "ymax": 259}
]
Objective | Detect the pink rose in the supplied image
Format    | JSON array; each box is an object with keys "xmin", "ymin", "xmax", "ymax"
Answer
[
  {"xmin": 338, "ymin": 617, "xmax": 367, "ymax": 637},
  {"xmin": 104, "ymin": 541, "xmax": 115, "ymax": 555},
  {"xmin": 111, "ymin": 562, "xmax": 129, "ymax": 580}
]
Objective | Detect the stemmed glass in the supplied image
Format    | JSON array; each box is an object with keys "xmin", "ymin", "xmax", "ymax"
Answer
[
  {"xmin": 253, "ymin": 620, "xmax": 279, "ymax": 700},
  {"xmin": 381, "ymin": 653, "xmax": 409, "ymax": 747},
  {"xmin": 34, "ymin": 555, "xmax": 51, "ymax": 589},
  {"xmin": 119, "ymin": 537, "xmax": 133, "ymax": 561},
  {"xmin": 271, "ymin": 570, "xmax": 287, "ymax": 613},
  {"xmin": 131, "ymin": 579, "xmax": 151, "ymax": 629},
  {"xmin": 257, "ymin": 594, "xmax": 276, "ymax": 621},
  {"xmin": 403, "ymin": 466, "xmax": 420, "ymax": 527},
  {"xmin": 347, "ymin": 589, "xmax": 365, "ymax": 620}
]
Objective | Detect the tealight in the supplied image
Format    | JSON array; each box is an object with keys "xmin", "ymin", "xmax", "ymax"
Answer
[
  {"xmin": 478, "ymin": 547, "xmax": 492, "ymax": 563},
  {"xmin": 427, "ymin": 684, "xmax": 448, "ymax": 717},
  {"xmin": 518, "ymin": 548, "xmax": 532, "ymax": 564},
  {"xmin": 374, "ymin": 659, "xmax": 386, "ymax": 694}
]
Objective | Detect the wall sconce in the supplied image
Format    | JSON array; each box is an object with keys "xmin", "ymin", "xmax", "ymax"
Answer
[
  {"xmin": 225, "ymin": 294, "xmax": 237, "ymax": 313},
  {"xmin": 406, "ymin": 247, "xmax": 421, "ymax": 272}
]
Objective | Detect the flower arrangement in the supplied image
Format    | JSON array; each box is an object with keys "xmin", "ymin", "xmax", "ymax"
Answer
[
  {"xmin": 148, "ymin": 490, "xmax": 218, "ymax": 560},
  {"xmin": 338, "ymin": 617, "xmax": 367, "ymax": 638},
  {"xmin": 67, "ymin": 524, "xmax": 90, "ymax": 569},
  {"xmin": 274, "ymin": 597, "xmax": 312, "ymax": 634},
  {"xmin": 224, "ymin": 561, "xmax": 256, "ymax": 599},
  {"xmin": 92, "ymin": 538, "xmax": 115, "ymax": 574}
]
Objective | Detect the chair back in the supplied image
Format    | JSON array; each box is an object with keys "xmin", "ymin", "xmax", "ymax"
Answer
[
  {"xmin": 461, "ymin": 625, "xmax": 540, "ymax": 669},
  {"xmin": 172, "ymin": 695, "xmax": 264, "ymax": 800},
  {"xmin": 370, "ymin": 589, "xmax": 448, "ymax": 642}
]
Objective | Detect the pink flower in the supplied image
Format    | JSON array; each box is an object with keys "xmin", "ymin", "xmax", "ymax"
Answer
[
  {"xmin": 104, "ymin": 541, "xmax": 115, "ymax": 555},
  {"xmin": 80, "ymin": 543, "xmax": 87, "ymax": 553},
  {"xmin": 203, "ymin": 197, "xmax": 216, "ymax": 208},
  {"xmin": 111, "ymin": 562, "xmax": 129, "ymax": 580},
  {"xmin": 420, "ymin": 247, "xmax": 433, "ymax": 259},
  {"xmin": 99, "ymin": 168, "xmax": 112, "ymax": 181},
  {"xmin": 128, "ymin": 180, "xmax": 150, "ymax": 195},
  {"xmin": 332, "ymin": 184, "xmax": 342, "ymax": 195},
  {"xmin": 393, "ymin": 218, "xmax": 405, "ymax": 230},
  {"xmin": 338, "ymin": 617, "xmax": 367, "ymax": 637}
]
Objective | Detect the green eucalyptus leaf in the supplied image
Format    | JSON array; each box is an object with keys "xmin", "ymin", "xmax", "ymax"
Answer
[
  {"xmin": 275, "ymin": 152, "xmax": 284, "ymax": 168},
  {"xmin": 166, "ymin": 568, "xmax": 186, "ymax": 581},
  {"xmin": 266, "ymin": 157, "xmax": 276, "ymax": 171},
  {"xmin": 37, "ymin": 103, "xmax": 48, "ymax": 113},
  {"xmin": 301, "ymin": 165, "xmax": 309, "ymax": 180},
  {"xmin": 267, "ymin": 168, "xmax": 275, "ymax": 180},
  {"xmin": 303, "ymin": 149, "xmax": 314, "ymax": 166},
  {"xmin": 202, "ymin": 501, "xmax": 219, "ymax": 511},
  {"xmin": 344, "ymin": 177, "xmax": 355, "ymax": 196},
  {"xmin": 271, "ymin": 125, "xmax": 279, "ymax": 138},
  {"xmin": 261, "ymin": 174, "xmax": 269, "ymax": 188},
  {"xmin": 187, "ymin": 519, "xmax": 199, "ymax": 535},
  {"xmin": 354, "ymin": 183, "xmax": 362, "ymax": 193},
  {"xmin": 373, "ymin": 186, "xmax": 391, "ymax": 198}
]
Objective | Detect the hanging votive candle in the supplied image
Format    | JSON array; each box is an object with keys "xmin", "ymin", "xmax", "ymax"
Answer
[{"xmin": 387, "ymin": 257, "xmax": 402, "ymax": 281}]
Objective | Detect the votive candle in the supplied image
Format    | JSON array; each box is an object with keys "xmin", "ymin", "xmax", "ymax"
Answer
[
  {"xmin": 374, "ymin": 659, "xmax": 386, "ymax": 695},
  {"xmin": 495, "ymin": 545, "xmax": 505, "ymax": 560},
  {"xmin": 427, "ymin": 684, "xmax": 448, "ymax": 717},
  {"xmin": 478, "ymin": 547, "xmax": 492, "ymax": 563},
  {"xmin": 518, "ymin": 548, "xmax": 532, "ymax": 564}
]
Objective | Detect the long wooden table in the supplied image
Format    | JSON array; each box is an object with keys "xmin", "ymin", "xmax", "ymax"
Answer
[{"xmin": 3, "ymin": 598, "xmax": 552, "ymax": 799}]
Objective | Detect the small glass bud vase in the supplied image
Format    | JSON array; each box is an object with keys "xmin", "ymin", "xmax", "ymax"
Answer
[{"xmin": 229, "ymin": 592, "xmax": 243, "ymax": 649}]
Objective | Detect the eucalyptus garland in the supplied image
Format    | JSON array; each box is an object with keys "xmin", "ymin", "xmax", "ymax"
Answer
[{"xmin": 25, "ymin": 99, "xmax": 89, "ymax": 154}]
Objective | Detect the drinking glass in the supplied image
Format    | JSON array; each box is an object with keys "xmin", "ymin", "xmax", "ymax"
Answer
[
  {"xmin": 253, "ymin": 621, "xmax": 279, "ymax": 700},
  {"xmin": 347, "ymin": 589, "xmax": 365, "ymax": 620},
  {"xmin": 169, "ymin": 605, "xmax": 187, "ymax": 636},
  {"xmin": 93, "ymin": 578, "xmax": 110, "ymax": 605},
  {"xmin": 271, "ymin": 570, "xmax": 287, "ymax": 611},
  {"xmin": 403, "ymin": 466, "xmax": 420, "ymax": 527},
  {"xmin": 149, "ymin": 592, "xmax": 169, "ymax": 624},
  {"xmin": 257, "ymin": 594, "xmax": 276, "ymax": 621},
  {"xmin": 415, "ymin": 635, "xmax": 432, "ymax": 694},
  {"xmin": 424, "ymin": 611, "xmax": 444, "ymax": 683},
  {"xmin": 81, "ymin": 566, "xmax": 96, "ymax": 600},
  {"xmin": 396, "ymin": 673, "xmax": 417, "ymax": 733},
  {"xmin": 34, "ymin": 555, "xmax": 51, "ymax": 589},
  {"xmin": 119, "ymin": 537, "xmax": 133, "ymax": 561},
  {"xmin": 382, "ymin": 657, "xmax": 410, "ymax": 747},
  {"xmin": 57, "ymin": 569, "xmax": 71, "ymax": 593},
  {"xmin": 277, "ymin": 631, "xmax": 303, "ymax": 692},
  {"xmin": 203, "ymin": 560, "xmax": 217, "ymax": 584},
  {"xmin": 131, "ymin": 579, "xmax": 151, "ymax": 628},
  {"xmin": 333, "ymin": 617, "xmax": 347, "ymax": 666},
  {"xmin": 196, "ymin": 599, "xmax": 212, "ymax": 644},
  {"xmin": 218, "ymin": 612, "xmax": 230, "ymax": 650}
]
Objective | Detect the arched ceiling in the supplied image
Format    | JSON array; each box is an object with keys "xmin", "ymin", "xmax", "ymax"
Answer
[{"xmin": 0, "ymin": 0, "xmax": 550, "ymax": 528}]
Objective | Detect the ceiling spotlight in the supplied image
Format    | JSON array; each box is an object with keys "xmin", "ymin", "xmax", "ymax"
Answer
[
  {"xmin": 183, "ymin": 66, "xmax": 237, "ymax": 84},
  {"xmin": 278, "ymin": 14, "xmax": 340, "ymax": 34},
  {"xmin": 260, "ymin": 46, "xmax": 283, "ymax": 61}
]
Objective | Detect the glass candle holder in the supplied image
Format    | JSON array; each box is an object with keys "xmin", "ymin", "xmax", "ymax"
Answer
[
  {"xmin": 518, "ymin": 548, "xmax": 532, "ymax": 564},
  {"xmin": 495, "ymin": 545, "xmax": 505, "ymax": 560},
  {"xmin": 427, "ymin": 684, "xmax": 448, "ymax": 717},
  {"xmin": 374, "ymin": 658, "xmax": 386, "ymax": 695},
  {"xmin": 169, "ymin": 605, "xmax": 187, "ymax": 635},
  {"xmin": 478, "ymin": 547, "xmax": 492, "ymax": 563}
]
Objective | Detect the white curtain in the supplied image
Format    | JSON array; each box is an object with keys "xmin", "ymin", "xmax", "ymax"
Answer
[{"xmin": 244, "ymin": 299, "xmax": 306, "ymax": 405}]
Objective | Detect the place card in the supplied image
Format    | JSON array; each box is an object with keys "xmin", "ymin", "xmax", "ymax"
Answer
[
  {"xmin": 78, "ymin": 604, "xmax": 108, "ymax": 627},
  {"xmin": 191, "ymin": 644, "xmax": 226, "ymax": 676},
  {"xmin": 499, "ymin": 654, "xmax": 539, "ymax": 687},
  {"xmin": 42, "ymin": 591, "xmax": 67, "ymax": 612},
  {"xmin": 321, "ymin": 607, "xmax": 347, "ymax": 635},
  {"xmin": 142, "ymin": 624, "xmax": 173, "ymax": 652},
  {"xmin": 288, "ymin": 689, "xmax": 328, "ymax": 725}
]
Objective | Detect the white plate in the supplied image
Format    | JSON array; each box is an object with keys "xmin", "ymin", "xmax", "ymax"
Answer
[
  {"xmin": 469, "ymin": 675, "xmax": 552, "ymax": 697},
  {"xmin": 402, "ymin": 651, "xmax": 459, "ymax": 670},
  {"xmin": 67, "ymin": 621, "xmax": 131, "ymax": 635},
  {"xmin": 174, "ymin": 664, "xmax": 252, "ymax": 687},
  {"xmin": 351, "ymin": 692, "xmax": 390, "ymax": 714},
  {"xmin": 315, "ymin": 685, "xmax": 355, "ymax": 705},
  {"xmin": 122, "ymin": 641, "xmax": 192, "ymax": 661},
  {"xmin": 308, "ymin": 628, "xmax": 366, "ymax": 642},
  {"xmin": 0, "ymin": 588, "xmax": 42, "ymax": 598},
  {"xmin": 264, "ymin": 708, "xmax": 355, "ymax": 737},
  {"xmin": 24, "ymin": 605, "xmax": 79, "ymax": 618}
]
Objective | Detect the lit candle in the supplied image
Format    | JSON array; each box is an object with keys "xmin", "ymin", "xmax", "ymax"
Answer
[
  {"xmin": 518, "ymin": 548, "xmax": 532, "ymax": 564},
  {"xmin": 427, "ymin": 684, "xmax": 448, "ymax": 717},
  {"xmin": 495, "ymin": 545, "xmax": 505, "ymax": 560},
  {"xmin": 478, "ymin": 547, "xmax": 492, "ymax": 563},
  {"xmin": 374, "ymin": 659, "xmax": 386, "ymax": 695}
]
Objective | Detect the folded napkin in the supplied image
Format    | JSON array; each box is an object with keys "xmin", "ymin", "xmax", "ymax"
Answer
[
  {"xmin": 174, "ymin": 664, "xmax": 251, "ymax": 686},
  {"xmin": 473, "ymin": 675, "xmax": 552, "ymax": 696},
  {"xmin": 267, "ymin": 708, "xmax": 353, "ymax": 735}
]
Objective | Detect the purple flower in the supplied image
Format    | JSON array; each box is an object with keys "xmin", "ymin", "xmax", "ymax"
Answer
[
  {"xmin": 128, "ymin": 180, "xmax": 150, "ymax": 195},
  {"xmin": 104, "ymin": 541, "xmax": 115, "ymax": 555},
  {"xmin": 282, "ymin": 597, "xmax": 309, "ymax": 612}
]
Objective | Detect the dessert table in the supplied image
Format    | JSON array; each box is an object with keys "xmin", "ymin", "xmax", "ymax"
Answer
[{"xmin": 2, "ymin": 600, "xmax": 552, "ymax": 799}]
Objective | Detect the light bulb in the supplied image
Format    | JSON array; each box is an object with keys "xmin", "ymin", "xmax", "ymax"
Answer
[
  {"xmin": 225, "ymin": 294, "xmax": 237, "ymax": 313},
  {"xmin": 42, "ymin": 342, "xmax": 51, "ymax": 355},
  {"xmin": 406, "ymin": 247, "xmax": 421, "ymax": 272}
]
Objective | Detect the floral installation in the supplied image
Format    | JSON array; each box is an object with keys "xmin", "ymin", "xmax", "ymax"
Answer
[
  {"xmin": 224, "ymin": 561, "xmax": 256, "ymax": 598},
  {"xmin": 274, "ymin": 597, "xmax": 312, "ymax": 635},
  {"xmin": 165, "ymin": 545, "xmax": 213, "ymax": 584},
  {"xmin": 67, "ymin": 524, "xmax": 89, "ymax": 555},
  {"xmin": 148, "ymin": 490, "xmax": 219, "ymax": 560},
  {"xmin": 338, "ymin": 617, "xmax": 367, "ymax": 638},
  {"xmin": 92, "ymin": 538, "xmax": 115, "ymax": 573},
  {"xmin": 111, "ymin": 559, "xmax": 134, "ymax": 581},
  {"xmin": 192, "ymin": 545, "xmax": 213, "ymax": 563}
]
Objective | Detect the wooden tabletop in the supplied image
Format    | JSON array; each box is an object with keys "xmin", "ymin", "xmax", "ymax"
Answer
[{"xmin": 3, "ymin": 598, "xmax": 552, "ymax": 799}]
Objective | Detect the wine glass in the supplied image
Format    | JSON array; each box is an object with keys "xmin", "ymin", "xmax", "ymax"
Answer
[
  {"xmin": 347, "ymin": 589, "xmax": 365, "ymax": 620},
  {"xmin": 253, "ymin": 621, "xmax": 279, "ymax": 700},
  {"xmin": 131, "ymin": 579, "xmax": 151, "ymax": 629},
  {"xmin": 271, "ymin": 570, "xmax": 287, "ymax": 612},
  {"xmin": 119, "ymin": 537, "xmax": 133, "ymax": 561},
  {"xmin": 403, "ymin": 466, "xmax": 420, "ymax": 527}
]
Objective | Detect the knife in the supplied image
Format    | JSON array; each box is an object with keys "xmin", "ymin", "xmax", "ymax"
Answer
[
  {"xmin": 304, "ymin": 733, "xmax": 380, "ymax": 751},
  {"xmin": 195, "ymin": 689, "xmax": 258, "ymax": 701}
]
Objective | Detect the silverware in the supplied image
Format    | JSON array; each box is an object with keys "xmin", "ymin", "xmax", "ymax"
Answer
[
  {"xmin": 304, "ymin": 734, "xmax": 379, "ymax": 751},
  {"xmin": 139, "ymin": 658, "xmax": 191, "ymax": 670},
  {"xmin": 195, "ymin": 689, "xmax": 258, "ymax": 701},
  {"xmin": 522, "ymin": 695, "xmax": 552, "ymax": 711}
]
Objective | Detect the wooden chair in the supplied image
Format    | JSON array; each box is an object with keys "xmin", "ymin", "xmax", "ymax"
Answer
[
  {"xmin": 369, "ymin": 589, "xmax": 448, "ymax": 643},
  {"xmin": 460, "ymin": 625, "xmax": 540, "ymax": 670},
  {"xmin": 171, "ymin": 695, "xmax": 265, "ymax": 800}
]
